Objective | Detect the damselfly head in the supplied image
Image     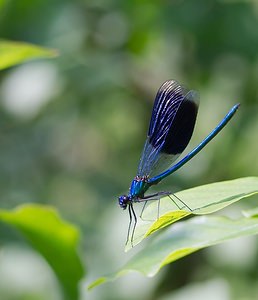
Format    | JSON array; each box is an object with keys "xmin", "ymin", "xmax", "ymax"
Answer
[{"xmin": 118, "ymin": 195, "xmax": 130, "ymax": 210}]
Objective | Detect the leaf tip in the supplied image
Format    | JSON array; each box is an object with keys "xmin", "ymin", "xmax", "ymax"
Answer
[{"xmin": 88, "ymin": 277, "xmax": 107, "ymax": 290}]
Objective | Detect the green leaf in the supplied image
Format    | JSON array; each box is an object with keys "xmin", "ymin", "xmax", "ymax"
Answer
[
  {"xmin": 127, "ymin": 177, "xmax": 258, "ymax": 250},
  {"xmin": 0, "ymin": 40, "xmax": 58, "ymax": 70},
  {"xmin": 88, "ymin": 177, "xmax": 258, "ymax": 289},
  {"xmin": 89, "ymin": 211, "xmax": 258, "ymax": 289},
  {"xmin": 0, "ymin": 0, "xmax": 6, "ymax": 10},
  {"xmin": 0, "ymin": 204, "xmax": 84, "ymax": 300}
]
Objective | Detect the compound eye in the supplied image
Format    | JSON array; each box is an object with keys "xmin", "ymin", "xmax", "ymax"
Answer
[{"xmin": 118, "ymin": 195, "xmax": 128, "ymax": 209}]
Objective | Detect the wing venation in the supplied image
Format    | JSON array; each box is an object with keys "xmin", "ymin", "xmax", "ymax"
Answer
[{"xmin": 137, "ymin": 80, "xmax": 199, "ymax": 177}]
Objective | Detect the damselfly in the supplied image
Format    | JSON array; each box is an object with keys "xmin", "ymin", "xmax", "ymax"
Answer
[{"xmin": 118, "ymin": 80, "xmax": 239, "ymax": 245}]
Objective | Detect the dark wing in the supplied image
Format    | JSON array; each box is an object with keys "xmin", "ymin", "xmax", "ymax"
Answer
[{"xmin": 137, "ymin": 80, "xmax": 199, "ymax": 177}]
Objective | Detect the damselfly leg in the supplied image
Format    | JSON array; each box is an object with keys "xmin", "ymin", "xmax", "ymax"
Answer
[{"xmin": 126, "ymin": 203, "xmax": 138, "ymax": 247}]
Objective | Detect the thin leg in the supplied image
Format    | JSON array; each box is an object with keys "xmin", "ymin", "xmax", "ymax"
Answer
[
  {"xmin": 138, "ymin": 191, "xmax": 193, "ymax": 211},
  {"xmin": 167, "ymin": 194, "xmax": 181, "ymax": 210},
  {"xmin": 139, "ymin": 201, "xmax": 147, "ymax": 219},
  {"xmin": 139, "ymin": 196, "xmax": 164, "ymax": 221},
  {"xmin": 168, "ymin": 193, "xmax": 192, "ymax": 211},
  {"xmin": 139, "ymin": 193, "xmax": 163, "ymax": 222},
  {"xmin": 125, "ymin": 203, "xmax": 132, "ymax": 246},
  {"xmin": 139, "ymin": 200, "xmax": 156, "ymax": 222},
  {"xmin": 173, "ymin": 193, "xmax": 192, "ymax": 211},
  {"xmin": 138, "ymin": 191, "xmax": 172, "ymax": 201},
  {"xmin": 138, "ymin": 192, "xmax": 170, "ymax": 221},
  {"xmin": 130, "ymin": 204, "xmax": 137, "ymax": 247}
]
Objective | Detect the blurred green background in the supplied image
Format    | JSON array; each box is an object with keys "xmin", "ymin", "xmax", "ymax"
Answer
[{"xmin": 0, "ymin": 0, "xmax": 258, "ymax": 299}]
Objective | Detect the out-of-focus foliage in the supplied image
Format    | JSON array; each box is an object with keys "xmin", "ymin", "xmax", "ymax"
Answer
[
  {"xmin": 0, "ymin": 204, "xmax": 84, "ymax": 300},
  {"xmin": 0, "ymin": 40, "xmax": 58, "ymax": 70},
  {"xmin": 0, "ymin": 0, "xmax": 258, "ymax": 299},
  {"xmin": 90, "ymin": 208, "xmax": 258, "ymax": 289}
]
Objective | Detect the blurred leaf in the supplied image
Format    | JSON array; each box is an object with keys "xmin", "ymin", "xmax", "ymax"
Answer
[
  {"xmin": 127, "ymin": 177, "xmax": 258, "ymax": 250},
  {"xmin": 0, "ymin": 204, "xmax": 84, "ymax": 300},
  {"xmin": 242, "ymin": 207, "xmax": 258, "ymax": 218},
  {"xmin": 89, "ymin": 212, "xmax": 258, "ymax": 289},
  {"xmin": 0, "ymin": 40, "xmax": 58, "ymax": 70},
  {"xmin": 0, "ymin": 0, "xmax": 6, "ymax": 10}
]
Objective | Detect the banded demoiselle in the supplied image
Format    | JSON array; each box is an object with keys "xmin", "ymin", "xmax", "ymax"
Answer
[{"xmin": 118, "ymin": 80, "xmax": 240, "ymax": 245}]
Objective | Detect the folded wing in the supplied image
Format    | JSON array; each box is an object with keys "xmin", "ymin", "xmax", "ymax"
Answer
[{"xmin": 137, "ymin": 80, "xmax": 199, "ymax": 177}]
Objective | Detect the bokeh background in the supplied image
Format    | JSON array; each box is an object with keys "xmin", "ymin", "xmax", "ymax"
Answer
[{"xmin": 0, "ymin": 0, "xmax": 258, "ymax": 299}]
